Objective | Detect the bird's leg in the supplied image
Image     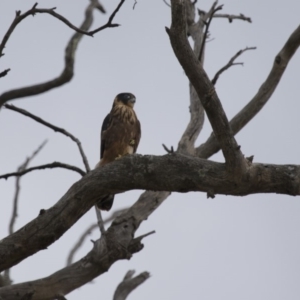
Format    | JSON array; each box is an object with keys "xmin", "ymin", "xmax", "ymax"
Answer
[{"xmin": 129, "ymin": 139, "xmax": 135, "ymax": 146}]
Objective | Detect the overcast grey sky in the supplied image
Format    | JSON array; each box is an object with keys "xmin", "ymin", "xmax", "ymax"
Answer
[{"xmin": 1, "ymin": 0, "xmax": 300, "ymax": 299}]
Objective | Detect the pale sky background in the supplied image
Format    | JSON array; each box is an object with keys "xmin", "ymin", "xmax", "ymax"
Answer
[{"xmin": 0, "ymin": 0, "xmax": 300, "ymax": 299}]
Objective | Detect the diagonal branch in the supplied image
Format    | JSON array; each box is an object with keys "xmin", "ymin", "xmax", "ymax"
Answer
[
  {"xmin": 196, "ymin": 24, "xmax": 300, "ymax": 158},
  {"xmin": 5, "ymin": 104, "xmax": 90, "ymax": 172},
  {"xmin": 211, "ymin": 46, "xmax": 256, "ymax": 85},
  {"xmin": 113, "ymin": 270, "xmax": 150, "ymax": 300},
  {"xmin": 0, "ymin": 0, "xmax": 123, "ymax": 108},
  {"xmin": 0, "ymin": 162, "xmax": 86, "ymax": 179},
  {"xmin": 167, "ymin": 0, "xmax": 245, "ymax": 172}
]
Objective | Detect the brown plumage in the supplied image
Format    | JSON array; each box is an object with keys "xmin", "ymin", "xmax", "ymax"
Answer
[{"xmin": 96, "ymin": 93, "xmax": 141, "ymax": 211}]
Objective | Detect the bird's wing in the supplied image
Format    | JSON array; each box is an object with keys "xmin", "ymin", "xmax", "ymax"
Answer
[
  {"xmin": 133, "ymin": 119, "xmax": 141, "ymax": 153},
  {"xmin": 100, "ymin": 113, "xmax": 111, "ymax": 159}
]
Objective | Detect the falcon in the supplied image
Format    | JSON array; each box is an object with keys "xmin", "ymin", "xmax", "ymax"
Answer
[{"xmin": 96, "ymin": 93, "xmax": 141, "ymax": 211}]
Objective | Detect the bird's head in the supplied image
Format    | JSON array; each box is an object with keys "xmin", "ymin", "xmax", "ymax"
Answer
[{"xmin": 113, "ymin": 93, "xmax": 136, "ymax": 108}]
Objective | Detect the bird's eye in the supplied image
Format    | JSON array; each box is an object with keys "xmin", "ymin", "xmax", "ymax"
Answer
[{"xmin": 126, "ymin": 95, "xmax": 130, "ymax": 99}]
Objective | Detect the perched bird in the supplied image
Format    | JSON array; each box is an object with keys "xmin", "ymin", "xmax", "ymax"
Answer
[{"xmin": 96, "ymin": 92, "xmax": 141, "ymax": 211}]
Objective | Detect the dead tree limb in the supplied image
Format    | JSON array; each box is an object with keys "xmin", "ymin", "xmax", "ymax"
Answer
[
  {"xmin": 66, "ymin": 208, "xmax": 128, "ymax": 266},
  {"xmin": 0, "ymin": 162, "xmax": 86, "ymax": 179},
  {"xmin": 196, "ymin": 24, "xmax": 300, "ymax": 158},
  {"xmin": 0, "ymin": 153, "xmax": 300, "ymax": 273},
  {"xmin": 0, "ymin": 0, "xmax": 125, "ymax": 108},
  {"xmin": 5, "ymin": 104, "xmax": 90, "ymax": 172},
  {"xmin": 211, "ymin": 46, "xmax": 256, "ymax": 85},
  {"xmin": 113, "ymin": 270, "xmax": 150, "ymax": 300},
  {"xmin": 167, "ymin": 0, "xmax": 245, "ymax": 173}
]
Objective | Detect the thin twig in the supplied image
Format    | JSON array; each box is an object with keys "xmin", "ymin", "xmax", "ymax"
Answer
[
  {"xmin": 9, "ymin": 140, "xmax": 47, "ymax": 235},
  {"xmin": 211, "ymin": 46, "xmax": 256, "ymax": 85},
  {"xmin": 198, "ymin": 3, "xmax": 223, "ymax": 61},
  {"xmin": 162, "ymin": 144, "xmax": 174, "ymax": 153},
  {"xmin": 4, "ymin": 140, "xmax": 47, "ymax": 285},
  {"xmin": 0, "ymin": 162, "xmax": 86, "ymax": 180},
  {"xmin": 89, "ymin": 0, "xmax": 126, "ymax": 35},
  {"xmin": 198, "ymin": 9, "xmax": 252, "ymax": 23},
  {"xmin": 133, "ymin": 0, "xmax": 138, "ymax": 10},
  {"xmin": 163, "ymin": 0, "xmax": 171, "ymax": 7},
  {"xmin": 0, "ymin": 4, "xmax": 92, "ymax": 57},
  {"xmin": 66, "ymin": 208, "xmax": 128, "ymax": 265},
  {"xmin": 4, "ymin": 104, "xmax": 91, "ymax": 172},
  {"xmin": 0, "ymin": 69, "xmax": 10, "ymax": 78}
]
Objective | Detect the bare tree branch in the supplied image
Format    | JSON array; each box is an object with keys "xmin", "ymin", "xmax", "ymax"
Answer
[
  {"xmin": 88, "ymin": 0, "xmax": 126, "ymax": 35},
  {"xmin": 211, "ymin": 46, "xmax": 256, "ymax": 85},
  {"xmin": 113, "ymin": 270, "xmax": 150, "ymax": 300},
  {"xmin": 0, "ymin": 162, "xmax": 86, "ymax": 179},
  {"xmin": 0, "ymin": 153, "xmax": 300, "ymax": 273},
  {"xmin": 0, "ymin": 0, "xmax": 122, "ymax": 108},
  {"xmin": 198, "ymin": 9, "xmax": 252, "ymax": 23},
  {"xmin": 3, "ymin": 140, "xmax": 47, "ymax": 286},
  {"xmin": 4, "ymin": 104, "xmax": 90, "ymax": 172},
  {"xmin": 8, "ymin": 140, "xmax": 47, "ymax": 235},
  {"xmin": 66, "ymin": 208, "xmax": 127, "ymax": 266},
  {"xmin": 167, "ymin": 0, "xmax": 245, "ymax": 173},
  {"xmin": 0, "ymin": 189, "xmax": 160, "ymax": 300},
  {"xmin": 198, "ymin": 2, "xmax": 223, "ymax": 62},
  {"xmin": 196, "ymin": 24, "xmax": 300, "ymax": 158},
  {"xmin": 0, "ymin": 69, "xmax": 10, "ymax": 78}
]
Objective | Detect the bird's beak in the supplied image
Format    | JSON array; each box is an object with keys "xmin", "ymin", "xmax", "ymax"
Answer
[{"xmin": 129, "ymin": 97, "xmax": 136, "ymax": 104}]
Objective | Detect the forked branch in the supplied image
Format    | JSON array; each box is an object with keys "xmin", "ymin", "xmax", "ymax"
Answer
[{"xmin": 211, "ymin": 46, "xmax": 256, "ymax": 85}]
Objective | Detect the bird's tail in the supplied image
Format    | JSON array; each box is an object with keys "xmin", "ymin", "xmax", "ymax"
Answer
[{"xmin": 96, "ymin": 194, "xmax": 115, "ymax": 211}]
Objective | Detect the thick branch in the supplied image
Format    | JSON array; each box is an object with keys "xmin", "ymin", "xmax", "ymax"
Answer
[
  {"xmin": 196, "ymin": 24, "xmax": 300, "ymax": 158},
  {"xmin": 167, "ymin": 0, "xmax": 245, "ymax": 172},
  {"xmin": 211, "ymin": 46, "xmax": 256, "ymax": 85},
  {"xmin": 0, "ymin": 188, "xmax": 160, "ymax": 300},
  {"xmin": 113, "ymin": 270, "xmax": 150, "ymax": 300},
  {"xmin": 0, "ymin": 153, "xmax": 299, "ymax": 272},
  {"xmin": 5, "ymin": 104, "xmax": 90, "ymax": 172},
  {"xmin": 0, "ymin": 162, "xmax": 86, "ymax": 179}
]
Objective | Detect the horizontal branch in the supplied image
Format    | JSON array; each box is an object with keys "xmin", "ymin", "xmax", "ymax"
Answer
[
  {"xmin": 198, "ymin": 9, "xmax": 252, "ymax": 23},
  {"xmin": 5, "ymin": 104, "xmax": 90, "ymax": 172},
  {"xmin": 0, "ymin": 153, "xmax": 299, "ymax": 272},
  {"xmin": 0, "ymin": 162, "xmax": 86, "ymax": 179},
  {"xmin": 196, "ymin": 24, "xmax": 300, "ymax": 158}
]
